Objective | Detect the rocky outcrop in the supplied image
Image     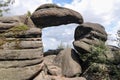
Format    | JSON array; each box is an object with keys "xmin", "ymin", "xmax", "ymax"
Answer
[
  {"xmin": 72, "ymin": 22, "xmax": 120, "ymax": 80},
  {"xmin": 0, "ymin": 15, "xmax": 43, "ymax": 80},
  {"xmin": 0, "ymin": 4, "xmax": 85, "ymax": 80},
  {"xmin": 73, "ymin": 22, "xmax": 107, "ymax": 54},
  {"xmin": 1, "ymin": 3, "xmax": 120, "ymax": 80},
  {"xmin": 53, "ymin": 48, "xmax": 82, "ymax": 77},
  {"xmin": 33, "ymin": 48, "xmax": 85, "ymax": 80},
  {"xmin": 31, "ymin": 4, "xmax": 83, "ymax": 28}
]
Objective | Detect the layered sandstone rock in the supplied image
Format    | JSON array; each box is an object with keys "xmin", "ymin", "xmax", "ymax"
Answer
[
  {"xmin": 1, "ymin": 3, "xmax": 115, "ymax": 80},
  {"xmin": 0, "ymin": 15, "xmax": 43, "ymax": 80},
  {"xmin": 73, "ymin": 22, "xmax": 107, "ymax": 54}
]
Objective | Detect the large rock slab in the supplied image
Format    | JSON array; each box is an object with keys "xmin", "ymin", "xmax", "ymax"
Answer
[
  {"xmin": 53, "ymin": 48, "xmax": 82, "ymax": 77},
  {"xmin": 31, "ymin": 3, "xmax": 83, "ymax": 28}
]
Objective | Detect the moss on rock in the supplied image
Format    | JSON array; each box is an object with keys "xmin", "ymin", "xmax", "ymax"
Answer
[{"xmin": 9, "ymin": 24, "xmax": 29, "ymax": 32}]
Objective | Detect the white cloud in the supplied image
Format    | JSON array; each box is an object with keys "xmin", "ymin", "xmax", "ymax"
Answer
[
  {"xmin": 64, "ymin": 0, "xmax": 120, "ymax": 47},
  {"xmin": 7, "ymin": 0, "xmax": 53, "ymax": 16},
  {"xmin": 42, "ymin": 24, "xmax": 78, "ymax": 51},
  {"xmin": 4, "ymin": 0, "xmax": 120, "ymax": 50}
]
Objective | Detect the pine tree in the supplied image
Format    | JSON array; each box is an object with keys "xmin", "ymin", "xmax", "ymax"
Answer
[{"xmin": 117, "ymin": 30, "xmax": 120, "ymax": 47}]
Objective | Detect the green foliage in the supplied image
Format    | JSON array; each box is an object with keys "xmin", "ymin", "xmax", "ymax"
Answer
[
  {"xmin": 0, "ymin": 0, "xmax": 14, "ymax": 16},
  {"xmin": 5, "ymin": 24, "xmax": 29, "ymax": 37},
  {"xmin": 83, "ymin": 63, "xmax": 110, "ymax": 80},
  {"xmin": 117, "ymin": 30, "xmax": 120, "ymax": 47},
  {"xmin": 0, "ymin": 24, "xmax": 29, "ymax": 48},
  {"xmin": 108, "ymin": 64, "xmax": 120, "ymax": 80},
  {"xmin": 9, "ymin": 24, "xmax": 29, "ymax": 32},
  {"xmin": 27, "ymin": 11, "xmax": 31, "ymax": 17},
  {"xmin": 90, "ymin": 41, "xmax": 108, "ymax": 64},
  {"xmin": 82, "ymin": 40, "xmax": 120, "ymax": 80}
]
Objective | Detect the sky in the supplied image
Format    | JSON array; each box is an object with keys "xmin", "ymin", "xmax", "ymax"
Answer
[{"xmin": 5, "ymin": 0, "xmax": 120, "ymax": 51}]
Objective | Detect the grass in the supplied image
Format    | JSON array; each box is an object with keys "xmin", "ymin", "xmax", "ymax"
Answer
[
  {"xmin": 0, "ymin": 24, "xmax": 29, "ymax": 47},
  {"xmin": 9, "ymin": 24, "xmax": 29, "ymax": 32}
]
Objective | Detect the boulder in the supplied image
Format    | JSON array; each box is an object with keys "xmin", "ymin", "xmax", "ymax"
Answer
[
  {"xmin": 53, "ymin": 48, "xmax": 82, "ymax": 77},
  {"xmin": 73, "ymin": 22, "xmax": 107, "ymax": 54},
  {"xmin": 43, "ymin": 53, "xmax": 62, "ymax": 76},
  {"xmin": 31, "ymin": 3, "xmax": 83, "ymax": 28},
  {"xmin": 107, "ymin": 45, "xmax": 120, "ymax": 64}
]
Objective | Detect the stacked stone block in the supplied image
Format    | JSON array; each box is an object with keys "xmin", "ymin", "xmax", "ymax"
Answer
[{"xmin": 0, "ymin": 15, "xmax": 43, "ymax": 80}]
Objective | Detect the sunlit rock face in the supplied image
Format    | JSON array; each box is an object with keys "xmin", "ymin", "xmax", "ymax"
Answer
[
  {"xmin": 0, "ymin": 15, "xmax": 43, "ymax": 80},
  {"xmin": 73, "ymin": 22, "xmax": 107, "ymax": 54},
  {"xmin": 31, "ymin": 3, "xmax": 83, "ymax": 28},
  {"xmin": 0, "ymin": 3, "xmax": 85, "ymax": 80},
  {"xmin": 0, "ymin": 3, "xmax": 113, "ymax": 80}
]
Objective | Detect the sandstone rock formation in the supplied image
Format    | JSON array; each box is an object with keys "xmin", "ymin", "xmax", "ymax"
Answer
[
  {"xmin": 72, "ymin": 22, "xmax": 120, "ymax": 80},
  {"xmin": 73, "ymin": 22, "xmax": 107, "ymax": 54},
  {"xmin": 53, "ymin": 48, "xmax": 82, "ymax": 77},
  {"xmin": 34, "ymin": 48, "xmax": 85, "ymax": 80},
  {"xmin": 31, "ymin": 3, "xmax": 83, "ymax": 28},
  {"xmin": 0, "ymin": 15, "xmax": 43, "ymax": 80},
  {"xmin": 1, "ymin": 3, "xmax": 119, "ymax": 80},
  {"xmin": 0, "ymin": 4, "xmax": 86, "ymax": 80}
]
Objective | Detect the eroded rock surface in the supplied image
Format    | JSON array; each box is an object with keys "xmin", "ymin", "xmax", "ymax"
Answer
[
  {"xmin": 53, "ymin": 48, "xmax": 82, "ymax": 77},
  {"xmin": 34, "ymin": 48, "xmax": 85, "ymax": 80},
  {"xmin": 0, "ymin": 15, "xmax": 43, "ymax": 80},
  {"xmin": 1, "ymin": 3, "xmax": 116, "ymax": 80},
  {"xmin": 73, "ymin": 22, "xmax": 107, "ymax": 54},
  {"xmin": 31, "ymin": 3, "xmax": 83, "ymax": 28}
]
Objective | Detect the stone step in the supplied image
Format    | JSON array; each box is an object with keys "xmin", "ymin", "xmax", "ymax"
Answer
[
  {"xmin": 0, "ymin": 48, "xmax": 43, "ymax": 60},
  {"xmin": 1, "ymin": 41, "xmax": 43, "ymax": 49},
  {"xmin": 0, "ymin": 58, "xmax": 43, "ymax": 68},
  {"xmin": 0, "ymin": 27, "xmax": 42, "ymax": 38},
  {"xmin": 5, "ymin": 38, "xmax": 42, "ymax": 41},
  {"xmin": 0, "ymin": 63, "xmax": 43, "ymax": 80}
]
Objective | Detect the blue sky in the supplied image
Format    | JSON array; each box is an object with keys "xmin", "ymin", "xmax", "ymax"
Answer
[
  {"xmin": 53, "ymin": 0, "xmax": 73, "ymax": 5},
  {"xmin": 5, "ymin": 0, "xmax": 120, "ymax": 51}
]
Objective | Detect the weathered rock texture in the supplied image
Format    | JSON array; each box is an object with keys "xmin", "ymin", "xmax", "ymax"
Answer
[
  {"xmin": 31, "ymin": 3, "xmax": 83, "ymax": 28},
  {"xmin": 33, "ymin": 48, "xmax": 85, "ymax": 80},
  {"xmin": 72, "ymin": 22, "xmax": 120, "ymax": 80},
  {"xmin": 53, "ymin": 48, "xmax": 82, "ymax": 77},
  {"xmin": 0, "ymin": 15, "xmax": 43, "ymax": 80},
  {"xmin": 1, "ymin": 3, "xmax": 119, "ymax": 80},
  {"xmin": 0, "ymin": 3, "xmax": 86, "ymax": 80},
  {"xmin": 73, "ymin": 22, "xmax": 107, "ymax": 54}
]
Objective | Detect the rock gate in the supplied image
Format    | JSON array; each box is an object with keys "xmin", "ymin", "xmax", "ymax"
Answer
[{"xmin": 0, "ymin": 3, "xmax": 119, "ymax": 80}]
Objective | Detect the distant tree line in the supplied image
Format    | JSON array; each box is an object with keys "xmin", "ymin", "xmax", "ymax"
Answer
[
  {"xmin": 0, "ymin": 0, "xmax": 14, "ymax": 16},
  {"xmin": 117, "ymin": 30, "xmax": 120, "ymax": 47}
]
